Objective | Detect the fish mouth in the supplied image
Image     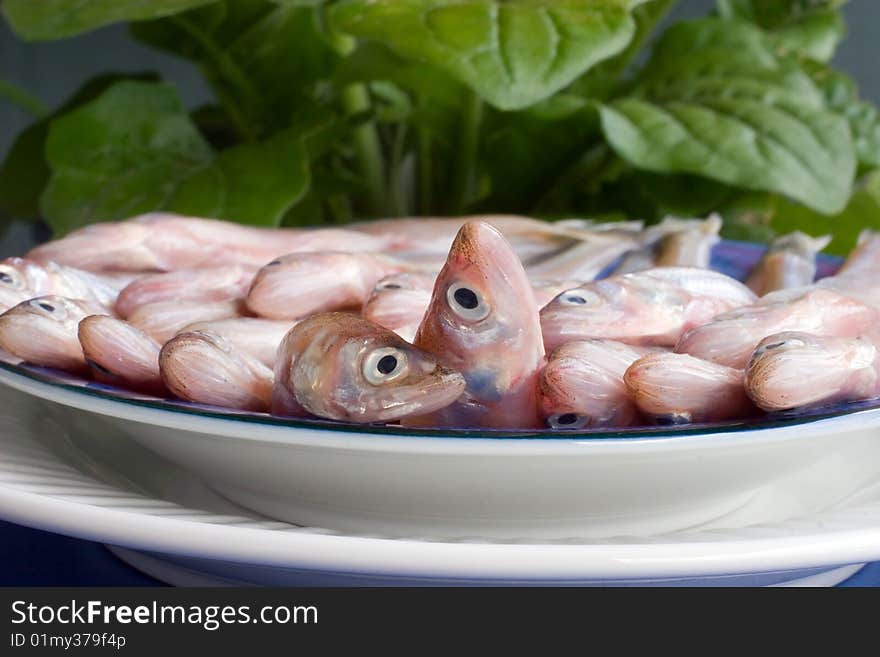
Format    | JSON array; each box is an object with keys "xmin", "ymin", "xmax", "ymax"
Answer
[{"xmin": 371, "ymin": 367, "xmax": 466, "ymax": 423}]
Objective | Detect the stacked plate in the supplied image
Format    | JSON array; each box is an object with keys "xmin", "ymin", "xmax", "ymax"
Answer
[{"xmin": 2, "ymin": 362, "xmax": 880, "ymax": 586}]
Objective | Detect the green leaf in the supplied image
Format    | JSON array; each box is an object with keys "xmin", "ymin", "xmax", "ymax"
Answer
[
  {"xmin": 41, "ymin": 81, "xmax": 215, "ymax": 233},
  {"xmin": 167, "ymin": 128, "xmax": 311, "ymax": 225},
  {"xmin": 598, "ymin": 19, "xmax": 856, "ymax": 214},
  {"xmin": 481, "ymin": 97, "xmax": 601, "ymax": 211},
  {"xmin": 0, "ymin": 73, "xmax": 159, "ymax": 220},
  {"xmin": 768, "ymin": 172, "xmax": 880, "ymax": 255},
  {"xmin": 804, "ymin": 63, "xmax": 880, "ymax": 170},
  {"xmin": 40, "ymin": 80, "xmax": 318, "ymax": 232},
  {"xmin": 329, "ymin": 0, "xmax": 643, "ymax": 111},
  {"xmin": 132, "ymin": 2, "xmax": 338, "ymax": 136},
  {"xmin": 2, "ymin": 0, "xmax": 220, "ymax": 40},
  {"xmin": 716, "ymin": 0, "xmax": 847, "ymax": 62}
]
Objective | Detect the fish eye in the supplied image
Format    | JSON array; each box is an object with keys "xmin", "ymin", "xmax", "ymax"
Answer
[
  {"xmin": 558, "ymin": 289, "xmax": 599, "ymax": 307},
  {"xmin": 362, "ymin": 347, "xmax": 409, "ymax": 385},
  {"xmin": 29, "ymin": 299, "xmax": 56, "ymax": 313},
  {"xmin": 753, "ymin": 337, "xmax": 808, "ymax": 361},
  {"xmin": 546, "ymin": 413, "xmax": 591, "ymax": 429},
  {"xmin": 446, "ymin": 282, "xmax": 490, "ymax": 321},
  {"xmin": 0, "ymin": 271, "xmax": 14, "ymax": 285}
]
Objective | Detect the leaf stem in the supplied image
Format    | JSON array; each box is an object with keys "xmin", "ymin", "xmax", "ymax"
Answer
[
  {"xmin": 418, "ymin": 121, "xmax": 433, "ymax": 215},
  {"xmin": 0, "ymin": 80, "xmax": 49, "ymax": 118},
  {"xmin": 342, "ymin": 83, "xmax": 387, "ymax": 217},
  {"xmin": 168, "ymin": 15, "xmax": 261, "ymax": 141},
  {"xmin": 450, "ymin": 89, "xmax": 483, "ymax": 214}
]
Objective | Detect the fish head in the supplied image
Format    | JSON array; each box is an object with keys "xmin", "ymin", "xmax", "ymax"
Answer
[
  {"xmin": 745, "ymin": 331, "xmax": 878, "ymax": 411},
  {"xmin": 0, "ymin": 296, "xmax": 99, "ymax": 370},
  {"xmin": 247, "ymin": 252, "xmax": 390, "ymax": 320},
  {"xmin": 362, "ymin": 273, "xmax": 434, "ymax": 340},
  {"xmin": 539, "ymin": 340, "xmax": 643, "ymax": 429},
  {"xmin": 624, "ymin": 351, "xmax": 749, "ymax": 424},
  {"xmin": 540, "ymin": 277, "xmax": 688, "ymax": 350},
  {"xmin": 415, "ymin": 221, "xmax": 544, "ymax": 386},
  {"xmin": 0, "ymin": 257, "xmax": 49, "ymax": 311},
  {"xmin": 288, "ymin": 313, "xmax": 466, "ymax": 423}
]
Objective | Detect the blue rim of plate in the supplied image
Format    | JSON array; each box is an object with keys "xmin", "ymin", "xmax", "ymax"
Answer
[{"xmin": 1, "ymin": 240, "xmax": 877, "ymax": 441}]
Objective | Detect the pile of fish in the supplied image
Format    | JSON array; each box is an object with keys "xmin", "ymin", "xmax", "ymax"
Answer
[{"xmin": 0, "ymin": 210, "xmax": 876, "ymax": 431}]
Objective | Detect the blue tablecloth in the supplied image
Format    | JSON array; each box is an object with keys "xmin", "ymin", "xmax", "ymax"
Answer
[{"xmin": 1, "ymin": 519, "xmax": 878, "ymax": 586}]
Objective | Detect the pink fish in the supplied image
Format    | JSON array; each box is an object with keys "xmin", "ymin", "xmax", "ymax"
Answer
[
  {"xmin": 539, "ymin": 340, "xmax": 656, "ymax": 429},
  {"xmin": 624, "ymin": 352, "xmax": 755, "ymax": 424},
  {"xmin": 27, "ymin": 213, "xmax": 398, "ymax": 272},
  {"xmin": 406, "ymin": 221, "xmax": 545, "ymax": 429},
  {"xmin": 746, "ymin": 232, "xmax": 831, "ymax": 296},
  {"xmin": 247, "ymin": 252, "xmax": 415, "ymax": 320},
  {"xmin": 362, "ymin": 272, "xmax": 435, "ymax": 342},
  {"xmin": 676, "ymin": 287, "xmax": 880, "ymax": 369},
  {"xmin": 127, "ymin": 299, "xmax": 242, "ymax": 343},
  {"xmin": 160, "ymin": 330, "xmax": 275, "ymax": 412},
  {"xmin": 540, "ymin": 268, "xmax": 755, "ymax": 351},
  {"xmin": 0, "ymin": 257, "xmax": 131, "ymax": 311},
  {"xmin": 115, "ymin": 265, "xmax": 256, "ymax": 318},
  {"xmin": 178, "ymin": 317, "xmax": 296, "ymax": 367},
  {"xmin": 272, "ymin": 312, "xmax": 465, "ymax": 423},
  {"xmin": 78, "ymin": 315, "xmax": 164, "ymax": 394},
  {"xmin": 744, "ymin": 331, "xmax": 880, "ymax": 411},
  {"xmin": 0, "ymin": 296, "xmax": 105, "ymax": 371}
]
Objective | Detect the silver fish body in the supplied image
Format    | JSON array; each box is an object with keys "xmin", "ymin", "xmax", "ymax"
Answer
[
  {"xmin": 0, "ymin": 296, "xmax": 105, "ymax": 371},
  {"xmin": 273, "ymin": 312, "xmax": 466, "ymax": 423}
]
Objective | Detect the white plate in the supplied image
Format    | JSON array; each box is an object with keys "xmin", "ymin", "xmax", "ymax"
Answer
[
  {"xmin": 4, "ymin": 359, "xmax": 880, "ymax": 541},
  {"xmin": 0, "ymin": 385, "xmax": 879, "ymax": 586}
]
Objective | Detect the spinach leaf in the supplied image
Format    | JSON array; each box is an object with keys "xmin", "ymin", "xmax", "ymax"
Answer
[
  {"xmin": 40, "ymin": 80, "xmax": 316, "ymax": 232},
  {"xmin": 804, "ymin": 62, "xmax": 880, "ymax": 171},
  {"xmin": 598, "ymin": 19, "xmax": 855, "ymax": 215},
  {"xmin": 329, "ymin": 0, "xmax": 646, "ymax": 111},
  {"xmin": 0, "ymin": 73, "xmax": 158, "ymax": 220},
  {"xmin": 717, "ymin": 1, "xmax": 847, "ymax": 62},
  {"xmin": 168, "ymin": 127, "xmax": 310, "ymax": 225},
  {"xmin": 3, "ymin": 0, "xmax": 219, "ymax": 40},
  {"xmin": 41, "ymin": 81, "xmax": 214, "ymax": 234},
  {"xmin": 132, "ymin": 2, "xmax": 338, "ymax": 138}
]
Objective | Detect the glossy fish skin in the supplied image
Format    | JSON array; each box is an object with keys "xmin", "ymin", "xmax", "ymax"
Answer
[
  {"xmin": 273, "ymin": 312, "xmax": 466, "ymax": 423},
  {"xmin": 746, "ymin": 232, "xmax": 831, "ymax": 296},
  {"xmin": 523, "ymin": 234, "xmax": 639, "ymax": 281},
  {"xmin": 539, "ymin": 340, "xmax": 655, "ymax": 430},
  {"xmin": 624, "ymin": 352, "xmax": 754, "ymax": 424},
  {"xmin": 160, "ymin": 330, "xmax": 274, "ymax": 412},
  {"xmin": 0, "ymin": 257, "xmax": 129, "ymax": 311},
  {"xmin": 28, "ymin": 213, "xmax": 397, "ymax": 272},
  {"xmin": 408, "ymin": 222, "xmax": 545, "ymax": 429},
  {"xmin": 0, "ymin": 296, "xmax": 105, "ymax": 371},
  {"xmin": 127, "ymin": 299, "xmax": 242, "ymax": 343},
  {"xmin": 78, "ymin": 315, "xmax": 164, "ymax": 394},
  {"xmin": 540, "ymin": 268, "xmax": 755, "ymax": 351},
  {"xmin": 675, "ymin": 287, "xmax": 880, "ymax": 369},
  {"xmin": 608, "ymin": 215, "xmax": 721, "ymax": 275},
  {"xmin": 744, "ymin": 331, "xmax": 879, "ymax": 412},
  {"xmin": 179, "ymin": 317, "xmax": 296, "ymax": 368},
  {"xmin": 115, "ymin": 265, "xmax": 256, "ymax": 318},
  {"xmin": 836, "ymin": 229, "xmax": 880, "ymax": 278},
  {"xmin": 362, "ymin": 272, "xmax": 435, "ymax": 342},
  {"xmin": 653, "ymin": 213, "xmax": 722, "ymax": 268},
  {"xmin": 247, "ymin": 252, "xmax": 411, "ymax": 321}
]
